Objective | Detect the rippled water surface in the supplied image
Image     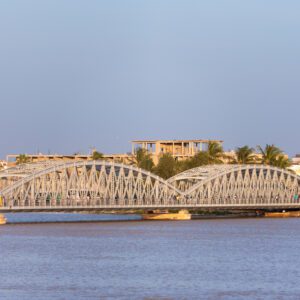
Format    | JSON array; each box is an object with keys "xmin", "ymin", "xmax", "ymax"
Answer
[{"xmin": 1, "ymin": 214, "xmax": 300, "ymax": 299}]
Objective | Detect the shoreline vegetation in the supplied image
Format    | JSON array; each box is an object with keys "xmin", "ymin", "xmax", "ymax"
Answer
[
  {"xmin": 132, "ymin": 142, "xmax": 292, "ymax": 179},
  {"xmin": 13, "ymin": 143, "xmax": 292, "ymax": 180}
]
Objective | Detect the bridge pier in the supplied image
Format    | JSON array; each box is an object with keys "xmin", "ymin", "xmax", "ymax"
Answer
[
  {"xmin": 142, "ymin": 209, "xmax": 191, "ymax": 220},
  {"xmin": 0, "ymin": 214, "xmax": 6, "ymax": 225}
]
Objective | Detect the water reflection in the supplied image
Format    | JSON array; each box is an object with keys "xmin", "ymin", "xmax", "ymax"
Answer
[{"xmin": 4, "ymin": 212, "xmax": 141, "ymax": 223}]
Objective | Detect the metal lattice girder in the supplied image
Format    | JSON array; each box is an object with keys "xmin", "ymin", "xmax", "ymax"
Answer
[
  {"xmin": 168, "ymin": 165, "xmax": 300, "ymax": 208},
  {"xmin": 0, "ymin": 161, "xmax": 183, "ymax": 209},
  {"xmin": 0, "ymin": 161, "xmax": 67, "ymax": 190},
  {"xmin": 0, "ymin": 162, "xmax": 300, "ymax": 210}
]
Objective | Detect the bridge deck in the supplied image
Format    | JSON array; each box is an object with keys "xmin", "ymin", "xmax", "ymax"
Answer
[{"xmin": 1, "ymin": 203, "xmax": 300, "ymax": 213}]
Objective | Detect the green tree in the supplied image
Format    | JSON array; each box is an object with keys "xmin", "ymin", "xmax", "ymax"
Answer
[
  {"xmin": 234, "ymin": 146, "xmax": 255, "ymax": 164},
  {"xmin": 182, "ymin": 151, "xmax": 210, "ymax": 170},
  {"xmin": 135, "ymin": 148, "xmax": 154, "ymax": 172},
  {"xmin": 91, "ymin": 150, "xmax": 104, "ymax": 160},
  {"xmin": 154, "ymin": 153, "xmax": 177, "ymax": 179},
  {"xmin": 207, "ymin": 141, "xmax": 225, "ymax": 164},
  {"xmin": 173, "ymin": 142, "xmax": 225, "ymax": 172},
  {"xmin": 257, "ymin": 144, "xmax": 282, "ymax": 165},
  {"xmin": 272, "ymin": 154, "xmax": 292, "ymax": 169},
  {"xmin": 257, "ymin": 144, "xmax": 291, "ymax": 169},
  {"xmin": 16, "ymin": 154, "xmax": 31, "ymax": 165}
]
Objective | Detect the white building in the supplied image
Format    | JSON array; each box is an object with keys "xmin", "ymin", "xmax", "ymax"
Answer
[{"xmin": 290, "ymin": 155, "xmax": 300, "ymax": 175}]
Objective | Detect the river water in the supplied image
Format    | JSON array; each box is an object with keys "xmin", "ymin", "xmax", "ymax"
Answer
[{"xmin": 1, "ymin": 214, "xmax": 300, "ymax": 299}]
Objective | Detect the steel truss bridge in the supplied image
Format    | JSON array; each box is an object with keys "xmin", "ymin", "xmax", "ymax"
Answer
[{"xmin": 0, "ymin": 161, "xmax": 300, "ymax": 212}]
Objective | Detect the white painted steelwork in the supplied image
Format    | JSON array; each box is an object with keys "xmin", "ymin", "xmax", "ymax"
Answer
[
  {"xmin": 168, "ymin": 165, "xmax": 300, "ymax": 207},
  {"xmin": 0, "ymin": 161, "xmax": 183, "ymax": 210},
  {"xmin": 0, "ymin": 162, "xmax": 300, "ymax": 210},
  {"xmin": 0, "ymin": 161, "xmax": 69, "ymax": 190}
]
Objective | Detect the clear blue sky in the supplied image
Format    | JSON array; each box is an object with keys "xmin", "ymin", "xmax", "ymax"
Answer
[{"xmin": 0, "ymin": 0, "xmax": 299, "ymax": 159}]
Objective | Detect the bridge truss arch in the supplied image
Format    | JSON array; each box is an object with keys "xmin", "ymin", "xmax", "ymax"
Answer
[
  {"xmin": 0, "ymin": 161, "xmax": 183, "ymax": 210},
  {"xmin": 168, "ymin": 165, "xmax": 300, "ymax": 208},
  {"xmin": 0, "ymin": 161, "xmax": 65, "ymax": 190},
  {"xmin": 1, "ymin": 162, "xmax": 300, "ymax": 211}
]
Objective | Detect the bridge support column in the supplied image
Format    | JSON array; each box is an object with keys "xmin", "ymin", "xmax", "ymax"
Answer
[
  {"xmin": 0, "ymin": 214, "xmax": 6, "ymax": 225},
  {"xmin": 142, "ymin": 209, "xmax": 191, "ymax": 220}
]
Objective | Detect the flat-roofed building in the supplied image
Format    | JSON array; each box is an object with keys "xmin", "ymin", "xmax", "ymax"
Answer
[
  {"xmin": 290, "ymin": 154, "xmax": 300, "ymax": 175},
  {"xmin": 6, "ymin": 153, "xmax": 132, "ymax": 167},
  {"xmin": 292, "ymin": 154, "xmax": 300, "ymax": 164},
  {"xmin": 5, "ymin": 139, "xmax": 224, "ymax": 167},
  {"xmin": 132, "ymin": 139, "xmax": 223, "ymax": 164}
]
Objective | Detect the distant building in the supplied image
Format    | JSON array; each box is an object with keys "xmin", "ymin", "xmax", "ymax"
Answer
[
  {"xmin": 5, "ymin": 139, "xmax": 226, "ymax": 166},
  {"xmin": 132, "ymin": 139, "xmax": 223, "ymax": 164},
  {"xmin": 292, "ymin": 154, "xmax": 300, "ymax": 163},
  {"xmin": 6, "ymin": 153, "xmax": 132, "ymax": 167},
  {"xmin": 290, "ymin": 155, "xmax": 300, "ymax": 175}
]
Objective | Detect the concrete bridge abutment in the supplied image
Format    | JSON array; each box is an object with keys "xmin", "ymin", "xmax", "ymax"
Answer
[{"xmin": 0, "ymin": 214, "xmax": 6, "ymax": 225}]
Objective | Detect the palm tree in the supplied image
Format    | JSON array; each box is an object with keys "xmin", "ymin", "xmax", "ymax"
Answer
[
  {"xmin": 207, "ymin": 141, "xmax": 224, "ymax": 164},
  {"xmin": 234, "ymin": 146, "xmax": 255, "ymax": 164},
  {"xmin": 257, "ymin": 144, "xmax": 282, "ymax": 165},
  {"xmin": 272, "ymin": 154, "xmax": 292, "ymax": 169},
  {"xmin": 257, "ymin": 144, "xmax": 291, "ymax": 169},
  {"xmin": 16, "ymin": 154, "xmax": 31, "ymax": 165}
]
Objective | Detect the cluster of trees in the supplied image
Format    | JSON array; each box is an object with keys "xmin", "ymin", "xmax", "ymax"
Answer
[
  {"xmin": 233, "ymin": 144, "xmax": 291, "ymax": 169},
  {"xmin": 133, "ymin": 142, "xmax": 292, "ymax": 179}
]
